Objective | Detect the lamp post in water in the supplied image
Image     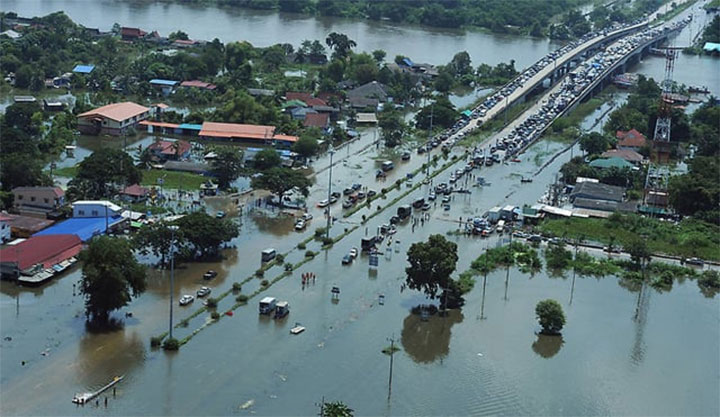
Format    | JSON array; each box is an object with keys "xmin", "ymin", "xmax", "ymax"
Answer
[
  {"xmin": 326, "ymin": 145, "xmax": 335, "ymax": 240},
  {"xmin": 168, "ymin": 225, "xmax": 179, "ymax": 340}
]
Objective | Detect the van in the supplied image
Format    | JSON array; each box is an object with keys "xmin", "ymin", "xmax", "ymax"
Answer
[
  {"xmin": 496, "ymin": 220, "xmax": 505, "ymax": 233},
  {"xmin": 381, "ymin": 161, "xmax": 394, "ymax": 172},
  {"xmin": 397, "ymin": 205, "xmax": 412, "ymax": 219},
  {"xmin": 261, "ymin": 248, "xmax": 276, "ymax": 263}
]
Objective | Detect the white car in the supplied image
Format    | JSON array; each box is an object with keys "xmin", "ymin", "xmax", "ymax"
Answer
[
  {"xmin": 317, "ymin": 199, "xmax": 329, "ymax": 208},
  {"xmin": 295, "ymin": 220, "xmax": 306, "ymax": 231},
  {"xmin": 179, "ymin": 295, "xmax": 194, "ymax": 306},
  {"xmin": 349, "ymin": 247, "xmax": 358, "ymax": 259},
  {"xmin": 302, "ymin": 213, "xmax": 313, "ymax": 221}
]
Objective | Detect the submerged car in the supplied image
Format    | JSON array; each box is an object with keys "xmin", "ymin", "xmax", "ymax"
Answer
[
  {"xmin": 196, "ymin": 287, "xmax": 211, "ymax": 297},
  {"xmin": 203, "ymin": 270, "xmax": 218, "ymax": 280},
  {"xmin": 179, "ymin": 295, "xmax": 194, "ymax": 306}
]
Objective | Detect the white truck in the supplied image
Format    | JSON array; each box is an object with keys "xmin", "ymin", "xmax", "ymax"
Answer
[{"xmin": 259, "ymin": 297, "xmax": 277, "ymax": 314}]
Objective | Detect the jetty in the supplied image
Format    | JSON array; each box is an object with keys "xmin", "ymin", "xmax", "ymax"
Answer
[{"xmin": 72, "ymin": 375, "xmax": 124, "ymax": 405}]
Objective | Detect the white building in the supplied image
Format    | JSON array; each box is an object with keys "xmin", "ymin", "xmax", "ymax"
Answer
[{"xmin": 72, "ymin": 201, "xmax": 122, "ymax": 218}]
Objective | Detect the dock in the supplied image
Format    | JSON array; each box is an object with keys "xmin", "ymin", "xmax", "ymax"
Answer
[{"xmin": 72, "ymin": 375, "xmax": 124, "ymax": 405}]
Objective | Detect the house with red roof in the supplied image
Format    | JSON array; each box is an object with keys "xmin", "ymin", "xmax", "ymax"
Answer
[
  {"xmin": 180, "ymin": 80, "xmax": 217, "ymax": 90},
  {"xmin": 303, "ymin": 113, "xmax": 330, "ymax": 130},
  {"xmin": 616, "ymin": 129, "xmax": 648, "ymax": 151},
  {"xmin": 77, "ymin": 102, "xmax": 151, "ymax": 136},
  {"xmin": 199, "ymin": 122, "xmax": 298, "ymax": 147},
  {"xmin": 120, "ymin": 27, "xmax": 147, "ymax": 41},
  {"xmin": 0, "ymin": 234, "xmax": 82, "ymax": 281},
  {"xmin": 119, "ymin": 184, "xmax": 150, "ymax": 203},
  {"xmin": 286, "ymin": 92, "xmax": 327, "ymax": 107},
  {"xmin": 147, "ymin": 139, "xmax": 192, "ymax": 160}
]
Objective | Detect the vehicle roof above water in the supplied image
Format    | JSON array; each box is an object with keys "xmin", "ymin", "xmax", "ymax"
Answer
[
  {"xmin": 262, "ymin": 248, "xmax": 276, "ymax": 254},
  {"xmin": 276, "ymin": 301, "xmax": 289, "ymax": 308},
  {"xmin": 260, "ymin": 297, "xmax": 276, "ymax": 304}
]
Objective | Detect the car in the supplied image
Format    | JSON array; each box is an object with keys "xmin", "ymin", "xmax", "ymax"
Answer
[
  {"xmin": 442, "ymin": 195, "xmax": 451, "ymax": 203},
  {"xmin": 685, "ymin": 257, "xmax": 705, "ymax": 266},
  {"xmin": 343, "ymin": 187, "xmax": 354, "ymax": 195},
  {"xmin": 329, "ymin": 195, "xmax": 338, "ymax": 204},
  {"xmin": 527, "ymin": 235, "xmax": 542, "ymax": 244},
  {"xmin": 389, "ymin": 215, "xmax": 400, "ymax": 225},
  {"xmin": 357, "ymin": 192, "xmax": 366, "ymax": 200},
  {"xmin": 215, "ymin": 211, "xmax": 226, "ymax": 219},
  {"xmin": 317, "ymin": 199, "xmax": 330, "ymax": 208},
  {"xmin": 295, "ymin": 220, "xmax": 306, "ymax": 230},
  {"xmin": 417, "ymin": 146, "xmax": 426, "ymax": 154},
  {"xmin": 302, "ymin": 213, "xmax": 313, "ymax": 221},
  {"xmin": 351, "ymin": 183, "xmax": 362, "ymax": 191},
  {"xmin": 331, "ymin": 191, "xmax": 341, "ymax": 199},
  {"xmin": 428, "ymin": 193, "xmax": 436, "ymax": 201},
  {"xmin": 179, "ymin": 295, "xmax": 194, "ymax": 306},
  {"xmin": 401, "ymin": 152, "xmax": 411, "ymax": 161},
  {"xmin": 349, "ymin": 247, "xmax": 358, "ymax": 258},
  {"xmin": 421, "ymin": 202, "xmax": 431, "ymax": 211},
  {"xmin": 549, "ymin": 238, "xmax": 564, "ymax": 246},
  {"xmin": 203, "ymin": 270, "xmax": 218, "ymax": 280},
  {"xmin": 376, "ymin": 170, "xmax": 387, "ymax": 178},
  {"xmin": 341, "ymin": 254, "xmax": 353, "ymax": 265},
  {"xmin": 443, "ymin": 204, "xmax": 451, "ymax": 211},
  {"xmin": 367, "ymin": 190, "xmax": 377, "ymax": 198},
  {"xmin": 342, "ymin": 200, "xmax": 354, "ymax": 209},
  {"xmin": 603, "ymin": 246, "xmax": 621, "ymax": 254},
  {"xmin": 196, "ymin": 286, "xmax": 211, "ymax": 297}
]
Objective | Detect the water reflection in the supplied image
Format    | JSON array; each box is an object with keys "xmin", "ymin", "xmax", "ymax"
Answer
[
  {"xmin": 251, "ymin": 212, "xmax": 294, "ymax": 237},
  {"xmin": 401, "ymin": 308, "xmax": 463, "ymax": 364},
  {"xmin": 76, "ymin": 330, "xmax": 144, "ymax": 388},
  {"xmin": 531, "ymin": 333, "xmax": 564, "ymax": 359}
]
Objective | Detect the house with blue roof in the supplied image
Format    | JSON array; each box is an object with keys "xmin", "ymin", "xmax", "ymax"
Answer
[{"xmin": 149, "ymin": 79, "xmax": 179, "ymax": 96}]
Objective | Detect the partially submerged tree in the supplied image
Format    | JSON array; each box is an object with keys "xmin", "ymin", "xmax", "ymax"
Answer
[
  {"xmin": 535, "ymin": 299, "xmax": 566, "ymax": 335},
  {"xmin": 321, "ymin": 400, "xmax": 354, "ymax": 417},
  {"xmin": 175, "ymin": 212, "xmax": 238, "ymax": 259},
  {"xmin": 79, "ymin": 236, "xmax": 147, "ymax": 325},
  {"xmin": 68, "ymin": 148, "xmax": 141, "ymax": 199},
  {"xmin": 250, "ymin": 167, "xmax": 312, "ymax": 208},
  {"xmin": 210, "ymin": 146, "xmax": 243, "ymax": 189},
  {"xmin": 405, "ymin": 234, "xmax": 459, "ymax": 303}
]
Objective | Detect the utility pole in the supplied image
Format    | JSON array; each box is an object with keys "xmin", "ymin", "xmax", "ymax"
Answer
[
  {"xmin": 426, "ymin": 104, "xmax": 434, "ymax": 177},
  {"xmin": 326, "ymin": 145, "xmax": 335, "ymax": 240},
  {"xmin": 480, "ymin": 244, "xmax": 489, "ymax": 320},
  {"xmin": 168, "ymin": 225, "xmax": 178, "ymax": 340},
  {"xmin": 386, "ymin": 335, "xmax": 396, "ymax": 400}
]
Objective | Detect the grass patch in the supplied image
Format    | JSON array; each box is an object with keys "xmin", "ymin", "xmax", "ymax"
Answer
[
  {"xmin": 140, "ymin": 169, "xmax": 207, "ymax": 189},
  {"xmin": 53, "ymin": 165, "xmax": 78, "ymax": 178}
]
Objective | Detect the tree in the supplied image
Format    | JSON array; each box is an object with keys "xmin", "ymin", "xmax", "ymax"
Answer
[
  {"xmin": 321, "ymin": 400, "xmax": 354, "ymax": 417},
  {"xmin": 450, "ymin": 51, "xmax": 472, "ymax": 77},
  {"xmin": 623, "ymin": 236, "xmax": 651, "ymax": 269},
  {"xmin": 579, "ymin": 132, "xmax": 611, "ymax": 156},
  {"xmin": 79, "ymin": 236, "xmax": 147, "ymax": 325},
  {"xmin": 378, "ymin": 110, "xmax": 407, "ymax": 147},
  {"xmin": 415, "ymin": 97, "xmax": 459, "ymax": 130},
  {"xmin": 372, "ymin": 49, "xmax": 386, "ymax": 64},
  {"xmin": 68, "ymin": 148, "xmax": 141, "ymax": 199},
  {"xmin": 325, "ymin": 32, "xmax": 356, "ymax": 61},
  {"xmin": 133, "ymin": 221, "xmax": 185, "ymax": 267},
  {"xmin": 253, "ymin": 148, "xmax": 282, "ymax": 171},
  {"xmin": 175, "ymin": 212, "xmax": 238, "ymax": 259},
  {"xmin": 168, "ymin": 30, "xmax": 189, "ymax": 41},
  {"xmin": 251, "ymin": 167, "xmax": 312, "ymax": 207},
  {"xmin": 535, "ymin": 299, "xmax": 566, "ymax": 335},
  {"xmin": 210, "ymin": 146, "xmax": 243, "ymax": 189},
  {"xmin": 292, "ymin": 132, "xmax": 320, "ymax": 160},
  {"xmin": 405, "ymin": 234, "xmax": 459, "ymax": 300}
]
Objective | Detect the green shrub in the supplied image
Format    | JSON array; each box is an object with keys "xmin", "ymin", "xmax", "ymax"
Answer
[
  {"xmin": 232, "ymin": 282, "xmax": 242, "ymax": 292},
  {"xmin": 314, "ymin": 227, "xmax": 327, "ymax": 238},
  {"xmin": 260, "ymin": 279, "xmax": 269, "ymax": 287},
  {"xmin": 162, "ymin": 338, "xmax": 180, "ymax": 350},
  {"xmin": 305, "ymin": 250, "xmax": 316, "ymax": 257},
  {"xmin": 255, "ymin": 269, "xmax": 264, "ymax": 277},
  {"xmin": 236, "ymin": 294, "xmax": 248, "ymax": 303},
  {"xmin": 297, "ymin": 242, "xmax": 306, "ymax": 250},
  {"xmin": 321, "ymin": 237, "xmax": 333, "ymax": 246},
  {"xmin": 150, "ymin": 336, "xmax": 162, "ymax": 347},
  {"xmin": 206, "ymin": 297, "xmax": 218, "ymax": 308},
  {"xmin": 284, "ymin": 262, "xmax": 294, "ymax": 271},
  {"xmin": 275, "ymin": 253, "xmax": 285, "ymax": 263},
  {"xmin": 211, "ymin": 311, "xmax": 220, "ymax": 320}
]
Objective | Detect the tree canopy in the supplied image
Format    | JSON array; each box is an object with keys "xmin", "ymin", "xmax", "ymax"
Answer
[
  {"xmin": 79, "ymin": 236, "xmax": 147, "ymax": 324},
  {"xmin": 535, "ymin": 299, "xmax": 566, "ymax": 334},
  {"xmin": 250, "ymin": 167, "xmax": 312, "ymax": 207},
  {"xmin": 415, "ymin": 96, "xmax": 459, "ymax": 130},
  {"xmin": 175, "ymin": 212, "xmax": 239, "ymax": 259},
  {"xmin": 378, "ymin": 110, "xmax": 407, "ymax": 148},
  {"xmin": 405, "ymin": 234, "xmax": 459, "ymax": 300},
  {"xmin": 67, "ymin": 148, "xmax": 141, "ymax": 200},
  {"xmin": 325, "ymin": 32, "xmax": 357, "ymax": 61},
  {"xmin": 253, "ymin": 148, "xmax": 282, "ymax": 171},
  {"xmin": 210, "ymin": 146, "xmax": 244, "ymax": 189}
]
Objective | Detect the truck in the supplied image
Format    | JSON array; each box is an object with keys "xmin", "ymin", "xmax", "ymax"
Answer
[
  {"xmin": 259, "ymin": 297, "xmax": 277, "ymax": 314},
  {"xmin": 261, "ymin": 248, "xmax": 276, "ymax": 263}
]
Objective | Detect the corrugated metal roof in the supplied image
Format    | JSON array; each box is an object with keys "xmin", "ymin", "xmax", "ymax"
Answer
[
  {"xmin": 149, "ymin": 79, "xmax": 179, "ymax": 86},
  {"xmin": 34, "ymin": 216, "xmax": 124, "ymax": 241},
  {"xmin": 0, "ymin": 234, "xmax": 81, "ymax": 270},
  {"xmin": 72, "ymin": 64, "xmax": 95, "ymax": 73},
  {"xmin": 78, "ymin": 102, "xmax": 149, "ymax": 122}
]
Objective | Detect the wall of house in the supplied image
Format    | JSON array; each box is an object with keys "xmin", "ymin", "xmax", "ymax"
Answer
[
  {"xmin": 73, "ymin": 204, "xmax": 120, "ymax": 218},
  {"xmin": 13, "ymin": 190, "xmax": 61, "ymax": 210}
]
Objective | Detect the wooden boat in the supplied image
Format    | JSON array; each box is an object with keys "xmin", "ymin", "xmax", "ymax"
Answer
[
  {"xmin": 290, "ymin": 323, "xmax": 305, "ymax": 335},
  {"xmin": 72, "ymin": 375, "xmax": 124, "ymax": 405}
]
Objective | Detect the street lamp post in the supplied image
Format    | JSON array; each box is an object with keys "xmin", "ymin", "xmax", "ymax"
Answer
[
  {"xmin": 325, "ymin": 146, "xmax": 335, "ymax": 240},
  {"xmin": 168, "ymin": 225, "xmax": 179, "ymax": 340}
]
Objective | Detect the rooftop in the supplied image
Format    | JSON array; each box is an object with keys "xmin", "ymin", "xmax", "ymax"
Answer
[
  {"xmin": 0, "ymin": 234, "xmax": 82, "ymax": 270},
  {"xmin": 589, "ymin": 157, "xmax": 634, "ymax": 169},
  {"xmin": 616, "ymin": 128, "xmax": 647, "ymax": 148},
  {"xmin": 180, "ymin": 80, "xmax": 217, "ymax": 90},
  {"xmin": 3, "ymin": 214, "xmax": 54, "ymax": 233},
  {"xmin": 303, "ymin": 113, "xmax": 330, "ymax": 128},
  {"xmin": 570, "ymin": 181, "xmax": 624, "ymax": 202},
  {"xmin": 34, "ymin": 216, "xmax": 124, "ymax": 241},
  {"xmin": 601, "ymin": 149, "xmax": 644, "ymax": 163},
  {"xmin": 148, "ymin": 139, "xmax": 192, "ymax": 156},
  {"xmin": 12, "ymin": 186, "xmax": 64, "ymax": 198},
  {"xmin": 200, "ymin": 122, "xmax": 276, "ymax": 140},
  {"xmin": 120, "ymin": 184, "xmax": 150, "ymax": 197},
  {"xmin": 78, "ymin": 102, "xmax": 150, "ymax": 122},
  {"xmin": 72, "ymin": 200, "xmax": 123, "ymax": 212},
  {"xmin": 72, "ymin": 64, "xmax": 95, "ymax": 74},
  {"xmin": 149, "ymin": 79, "xmax": 179, "ymax": 86}
]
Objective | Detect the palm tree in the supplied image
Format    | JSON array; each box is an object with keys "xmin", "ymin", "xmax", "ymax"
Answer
[
  {"xmin": 320, "ymin": 400, "xmax": 354, "ymax": 417},
  {"xmin": 325, "ymin": 32, "xmax": 356, "ymax": 61}
]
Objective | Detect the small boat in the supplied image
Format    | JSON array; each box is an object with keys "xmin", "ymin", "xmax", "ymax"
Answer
[
  {"xmin": 290, "ymin": 323, "xmax": 305, "ymax": 335},
  {"xmin": 520, "ymin": 177, "xmax": 533, "ymax": 183},
  {"xmin": 511, "ymin": 158, "xmax": 521, "ymax": 163},
  {"xmin": 72, "ymin": 375, "xmax": 124, "ymax": 405}
]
